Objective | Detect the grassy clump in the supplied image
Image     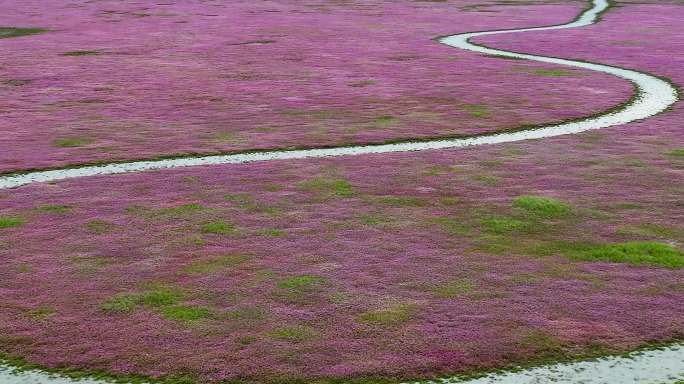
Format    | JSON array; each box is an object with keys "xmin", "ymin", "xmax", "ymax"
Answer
[
  {"xmin": 101, "ymin": 293, "xmax": 140, "ymax": 313},
  {"xmin": 568, "ymin": 241, "xmax": 683, "ymax": 269},
  {"xmin": 432, "ymin": 279, "xmax": 475, "ymax": 298},
  {"xmin": 154, "ymin": 203, "xmax": 205, "ymax": 217},
  {"xmin": 358, "ymin": 304, "xmax": 416, "ymax": 327},
  {"xmin": 481, "ymin": 216, "xmax": 533, "ymax": 234},
  {"xmin": 37, "ymin": 204, "xmax": 72, "ymax": 214},
  {"xmin": 268, "ymin": 325, "xmax": 318, "ymax": 343},
  {"xmin": 52, "ymin": 137, "xmax": 93, "ymax": 148},
  {"xmin": 181, "ymin": 254, "xmax": 250, "ymax": 275},
  {"xmin": 102, "ymin": 286, "xmax": 208, "ymax": 323},
  {"xmin": 0, "ymin": 27, "xmax": 47, "ymax": 39},
  {"xmin": 275, "ymin": 275, "xmax": 328, "ymax": 304},
  {"xmin": 462, "ymin": 103, "xmax": 490, "ymax": 118},
  {"xmin": 25, "ymin": 306, "xmax": 56, "ymax": 321},
  {"xmin": 201, "ymin": 221, "xmax": 235, "ymax": 235},
  {"xmin": 616, "ymin": 223, "xmax": 677, "ymax": 238},
  {"xmin": 373, "ymin": 115, "xmax": 397, "ymax": 127},
  {"xmin": 376, "ymin": 195, "xmax": 426, "ymax": 207},
  {"xmin": 516, "ymin": 329, "xmax": 566, "ymax": 360},
  {"xmin": 277, "ymin": 275, "xmax": 326, "ymax": 290},
  {"xmin": 666, "ymin": 148, "xmax": 684, "ymax": 157},
  {"xmin": 0, "ymin": 215, "xmax": 24, "ymax": 229},
  {"xmin": 225, "ymin": 193, "xmax": 281, "ymax": 216},
  {"xmin": 512, "ymin": 195, "xmax": 572, "ymax": 218},
  {"xmin": 84, "ymin": 220, "xmax": 115, "ymax": 234},
  {"xmin": 62, "ymin": 50, "xmax": 100, "ymax": 56},
  {"xmin": 160, "ymin": 305, "xmax": 210, "ymax": 322},
  {"xmin": 298, "ymin": 177, "xmax": 354, "ymax": 198},
  {"xmin": 531, "ymin": 68, "xmax": 575, "ymax": 77}
]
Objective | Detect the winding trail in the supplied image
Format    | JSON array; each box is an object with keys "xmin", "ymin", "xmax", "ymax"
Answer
[
  {"xmin": 0, "ymin": 0, "xmax": 678, "ymax": 190},
  {"xmin": 1, "ymin": 0, "xmax": 683, "ymax": 383}
]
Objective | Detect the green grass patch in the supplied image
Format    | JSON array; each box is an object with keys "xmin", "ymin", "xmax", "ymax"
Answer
[
  {"xmin": 102, "ymin": 286, "xmax": 185, "ymax": 314},
  {"xmin": 84, "ymin": 219, "xmax": 115, "ymax": 234},
  {"xmin": 666, "ymin": 148, "xmax": 684, "ymax": 157},
  {"xmin": 376, "ymin": 195, "xmax": 426, "ymax": 207},
  {"xmin": 433, "ymin": 279, "xmax": 475, "ymax": 298},
  {"xmin": 516, "ymin": 329, "xmax": 565, "ymax": 359},
  {"xmin": 439, "ymin": 196, "xmax": 460, "ymax": 206},
  {"xmin": 154, "ymin": 203, "xmax": 205, "ymax": 217},
  {"xmin": 277, "ymin": 275, "xmax": 327, "ymax": 290},
  {"xmin": 462, "ymin": 104, "xmax": 490, "ymax": 118},
  {"xmin": 52, "ymin": 137, "xmax": 93, "ymax": 148},
  {"xmin": 275, "ymin": 275, "xmax": 328, "ymax": 304},
  {"xmin": 298, "ymin": 177, "xmax": 354, "ymax": 198},
  {"xmin": 37, "ymin": 204, "xmax": 72, "ymax": 214},
  {"xmin": 0, "ymin": 215, "xmax": 24, "ymax": 229},
  {"xmin": 373, "ymin": 115, "xmax": 397, "ymax": 127},
  {"xmin": 348, "ymin": 79, "xmax": 376, "ymax": 88},
  {"xmin": 512, "ymin": 195, "xmax": 572, "ymax": 218},
  {"xmin": 268, "ymin": 325, "xmax": 317, "ymax": 343},
  {"xmin": 138, "ymin": 286, "xmax": 184, "ymax": 307},
  {"xmin": 567, "ymin": 241, "xmax": 684, "ymax": 269},
  {"xmin": 616, "ymin": 223, "xmax": 678, "ymax": 238},
  {"xmin": 225, "ymin": 193, "xmax": 281, "ymax": 216},
  {"xmin": 358, "ymin": 304, "xmax": 416, "ymax": 326},
  {"xmin": 160, "ymin": 305, "xmax": 211, "ymax": 322},
  {"xmin": 0, "ymin": 27, "xmax": 47, "ymax": 39},
  {"xmin": 101, "ymin": 293, "xmax": 140, "ymax": 313},
  {"xmin": 25, "ymin": 306, "xmax": 56, "ymax": 321},
  {"xmin": 181, "ymin": 254, "xmax": 250, "ymax": 275},
  {"xmin": 62, "ymin": 50, "xmax": 100, "ymax": 56},
  {"xmin": 201, "ymin": 220, "xmax": 235, "ymax": 235},
  {"xmin": 258, "ymin": 228, "xmax": 286, "ymax": 237},
  {"xmin": 226, "ymin": 305, "xmax": 267, "ymax": 322},
  {"xmin": 481, "ymin": 216, "xmax": 534, "ymax": 234},
  {"xmin": 531, "ymin": 68, "xmax": 575, "ymax": 77}
]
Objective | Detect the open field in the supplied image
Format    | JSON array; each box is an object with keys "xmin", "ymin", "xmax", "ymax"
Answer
[{"xmin": 1, "ymin": 0, "xmax": 683, "ymax": 383}]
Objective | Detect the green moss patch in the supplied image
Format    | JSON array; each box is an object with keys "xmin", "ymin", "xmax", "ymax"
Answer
[
  {"xmin": 0, "ymin": 215, "xmax": 24, "ymax": 229},
  {"xmin": 62, "ymin": 50, "xmax": 101, "ymax": 56},
  {"xmin": 275, "ymin": 275, "xmax": 328, "ymax": 304},
  {"xmin": 432, "ymin": 279, "xmax": 475, "ymax": 298},
  {"xmin": 52, "ymin": 137, "xmax": 93, "ymax": 148},
  {"xmin": 666, "ymin": 148, "xmax": 684, "ymax": 157},
  {"xmin": 37, "ymin": 204, "xmax": 72, "ymax": 214},
  {"xmin": 376, "ymin": 195, "xmax": 427, "ymax": 207},
  {"xmin": 567, "ymin": 241, "xmax": 684, "ymax": 269},
  {"xmin": 481, "ymin": 216, "xmax": 534, "ymax": 234},
  {"xmin": 0, "ymin": 27, "xmax": 47, "ymax": 39},
  {"xmin": 358, "ymin": 304, "xmax": 416, "ymax": 327},
  {"xmin": 268, "ymin": 325, "xmax": 318, "ymax": 343},
  {"xmin": 84, "ymin": 220, "xmax": 115, "ymax": 234},
  {"xmin": 462, "ymin": 104, "xmax": 491, "ymax": 118},
  {"xmin": 201, "ymin": 221, "xmax": 235, "ymax": 235},
  {"xmin": 512, "ymin": 195, "xmax": 572, "ymax": 218},
  {"xmin": 161, "ymin": 305, "xmax": 211, "ymax": 322},
  {"xmin": 298, "ymin": 177, "xmax": 354, "ymax": 198}
]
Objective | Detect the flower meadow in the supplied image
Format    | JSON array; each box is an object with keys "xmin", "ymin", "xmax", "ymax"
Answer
[
  {"xmin": 0, "ymin": 0, "xmax": 631, "ymax": 174},
  {"xmin": 1, "ymin": 0, "xmax": 684, "ymax": 383}
]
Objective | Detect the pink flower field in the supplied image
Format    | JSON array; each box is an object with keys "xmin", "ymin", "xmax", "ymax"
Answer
[
  {"xmin": 1, "ymin": 0, "xmax": 683, "ymax": 383},
  {"xmin": 0, "ymin": 0, "xmax": 632, "ymax": 174}
]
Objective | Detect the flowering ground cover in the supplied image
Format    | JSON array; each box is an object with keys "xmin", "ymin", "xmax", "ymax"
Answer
[
  {"xmin": 1, "ymin": 0, "xmax": 684, "ymax": 383},
  {"xmin": 0, "ymin": 0, "xmax": 633, "ymax": 174}
]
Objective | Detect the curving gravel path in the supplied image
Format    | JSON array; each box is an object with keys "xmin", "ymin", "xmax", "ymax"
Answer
[{"xmin": 1, "ymin": 0, "xmax": 682, "ymax": 383}]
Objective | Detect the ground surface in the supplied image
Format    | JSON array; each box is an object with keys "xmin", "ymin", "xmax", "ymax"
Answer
[{"xmin": 1, "ymin": 0, "xmax": 683, "ymax": 383}]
